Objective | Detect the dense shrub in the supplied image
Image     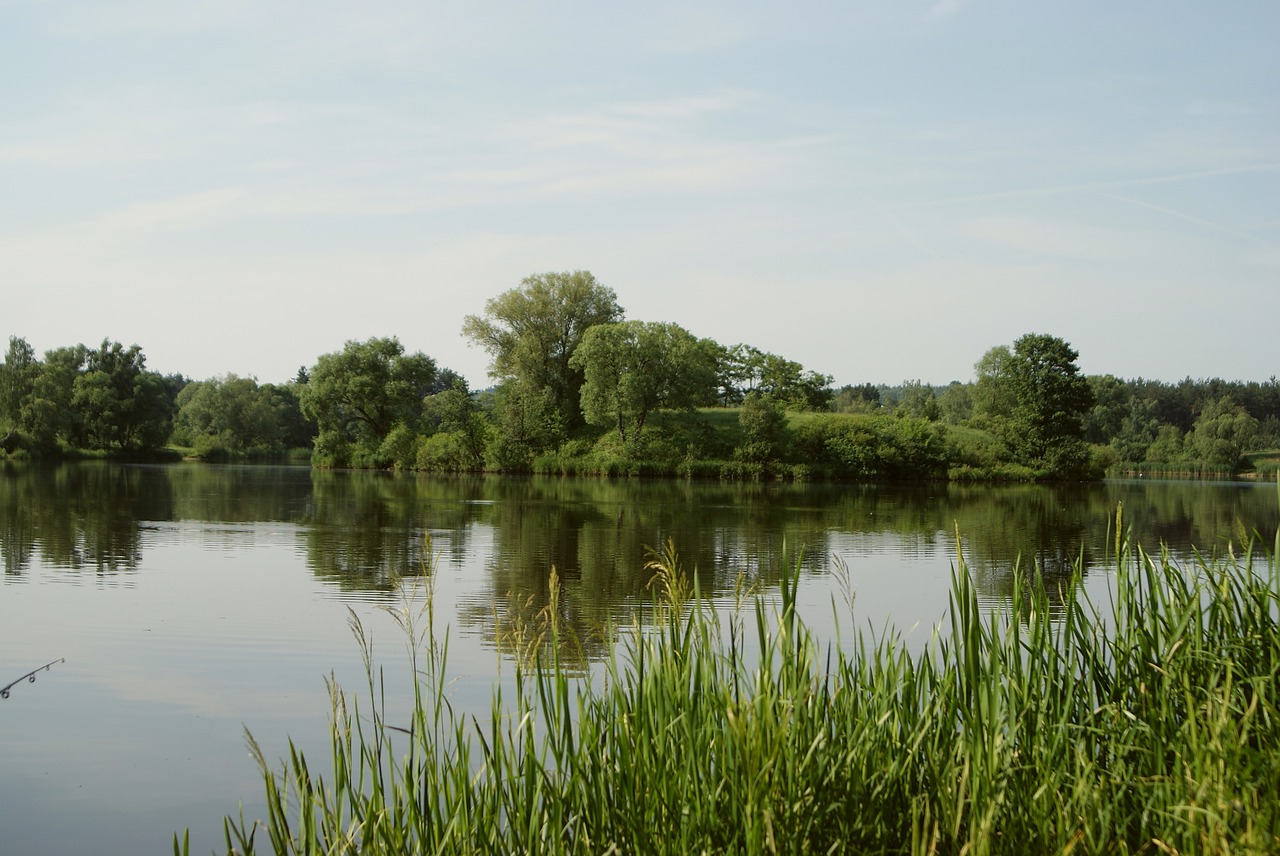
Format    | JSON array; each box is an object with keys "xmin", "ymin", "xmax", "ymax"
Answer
[
  {"xmin": 734, "ymin": 392, "xmax": 787, "ymax": 463},
  {"xmin": 793, "ymin": 413, "xmax": 946, "ymax": 479},
  {"xmin": 417, "ymin": 432, "xmax": 478, "ymax": 472}
]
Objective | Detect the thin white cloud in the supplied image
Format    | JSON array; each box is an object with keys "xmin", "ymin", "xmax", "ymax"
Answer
[
  {"xmin": 1095, "ymin": 191, "xmax": 1277, "ymax": 248},
  {"xmin": 959, "ymin": 215, "xmax": 1159, "ymax": 261},
  {"xmin": 889, "ymin": 162, "xmax": 1280, "ymax": 212},
  {"xmin": 0, "ymin": 189, "xmax": 246, "ymax": 269}
]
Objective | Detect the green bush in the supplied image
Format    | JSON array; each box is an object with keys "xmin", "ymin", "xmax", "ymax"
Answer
[
  {"xmin": 309, "ymin": 433, "xmax": 351, "ymax": 468},
  {"xmin": 793, "ymin": 413, "xmax": 946, "ymax": 479},
  {"xmin": 417, "ymin": 432, "xmax": 470, "ymax": 472},
  {"xmin": 378, "ymin": 424, "xmax": 420, "ymax": 471},
  {"xmin": 734, "ymin": 392, "xmax": 787, "ymax": 463}
]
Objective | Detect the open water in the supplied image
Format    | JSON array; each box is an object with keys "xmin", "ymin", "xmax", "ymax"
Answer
[{"xmin": 1, "ymin": 462, "xmax": 1276, "ymax": 854}]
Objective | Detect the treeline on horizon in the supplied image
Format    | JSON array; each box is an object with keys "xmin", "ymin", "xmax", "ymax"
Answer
[{"xmin": 3, "ymin": 271, "xmax": 1278, "ymax": 481}]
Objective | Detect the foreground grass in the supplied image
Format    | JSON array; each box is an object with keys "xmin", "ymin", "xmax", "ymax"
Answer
[{"xmin": 184, "ymin": 519, "xmax": 1280, "ymax": 855}]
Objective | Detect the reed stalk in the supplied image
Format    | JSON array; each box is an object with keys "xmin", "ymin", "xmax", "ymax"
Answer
[{"xmin": 182, "ymin": 520, "xmax": 1280, "ymax": 855}]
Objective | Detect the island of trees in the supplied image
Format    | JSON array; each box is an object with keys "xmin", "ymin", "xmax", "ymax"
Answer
[{"xmin": 3, "ymin": 271, "xmax": 1277, "ymax": 481}]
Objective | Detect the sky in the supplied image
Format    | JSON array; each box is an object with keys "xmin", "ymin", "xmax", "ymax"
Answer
[{"xmin": 2, "ymin": 1, "xmax": 1277, "ymax": 388}]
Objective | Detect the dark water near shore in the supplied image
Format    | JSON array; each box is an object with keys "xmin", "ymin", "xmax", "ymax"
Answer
[{"xmin": 1, "ymin": 462, "xmax": 1276, "ymax": 854}]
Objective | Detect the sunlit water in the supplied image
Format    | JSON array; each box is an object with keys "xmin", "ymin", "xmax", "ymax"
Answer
[{"xmin": 1, "ymin": 463, "xmax": 1275, "ymax": 854}]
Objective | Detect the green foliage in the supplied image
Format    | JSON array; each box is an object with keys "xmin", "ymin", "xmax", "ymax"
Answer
[
  {"xmin": 416, "ymin": 430, "xmax": 486, "ymax": 472},
  {"xmin": 973, "ymin": 334, "xmax": 1094, "ymax": 477},
  {"xmin": 310, "ymin": 432, "xmax": 353, "ymax": 469},
  {"xmin": 300, "ymin": 337, "xmax": 445, "ymax": 469},
  {"xmin": 971, "ymin": 344, "xmax": 1015, "ymax": 434},
  {"xmin": 19, "ymin": 345, "xmax": 86, "ymax": 452},
  {"xmin": 422, "ymin": 384, "xmax": 488, "ymax": 470},
  {"xmin": 377, "ymin": 423, "xmax": 421, "ymax": 471},
  {"xmin": 942, "ymin": 424, "xmax": 1016, "ymax": 475},
  {"xmin": 462, "ymin": 271, "xmax": 623, "ymax": 430},
  {"xmin": 793, "ymin": 412, "xmax": 947, "ymax": 479},
  {"xmin": 200, "ymin": 531, "xmax": 1280, "ymax": 855},
  {"xmin": 1188, "ymin": 396, "xmax": 1259, "ymax": 469},
  {"xmin": 716, "ymin": 343, "xmax": 833, "ymax": 410},
  {"xmin": 271, "ymin": 382, "xmax": 317, "ymax": 451},
  {"xmin": 1108, "ymin": 396, "xmax": 1161, "ymax": 463},
  {"xmin": 1082, "ymin": 373, "xmax": 1128, "ymax": 443},
  {"xmin": 937, "ymin": 381, "xmax": 973, "ymax": 425},
  {"xmin": 734, "ymin": 391, "xmax": 787, "ymax": 463},
  {"xmin": 1256, "ymin": 416, "xmax": 1280, "ymax": 452},
  {"xmin": 68, "ymin": 340, "xmax": 173, "ymax": 453},
  {"xmin": 0, "ymin": 336, "xmax": 38, "ymax": 431},
  {"xmin": 1145, "ymin": 423, "xmax": 1185, "ymax": 464},
  {"xmin": 570, "ymin": 320, "xmax": 719, "ymax": 443},
  {"xmin": 173, "ymin": 374, "xmax": 302, "ymax": 457},
  {"xmin": 894, "ymin": 378, "xmax": 941, "ymax": 421},
  {"xmin": 832, "ymin": 382, "xmax": 882, "ymax": 413},
  {"xmin": 485, "ymin": 383, "xmax": 564, "ymax": 472}
]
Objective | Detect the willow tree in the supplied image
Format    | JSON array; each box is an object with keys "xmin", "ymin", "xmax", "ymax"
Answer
[{"xmin": 462, "ymin": 271, "xmax": 623, "ymax": 431}]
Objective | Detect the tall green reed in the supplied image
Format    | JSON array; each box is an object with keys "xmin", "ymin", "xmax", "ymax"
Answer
[{"xmin": 181, "ymin": 512, "xmax": 1280, "ymax": 855}]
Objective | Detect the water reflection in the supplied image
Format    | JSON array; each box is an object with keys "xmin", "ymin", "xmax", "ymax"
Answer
[
  {"xmin": 0, "ymin": 462, "xmax": 174, "ymax": 574},
  {"xmin": 2, "ymin": 463, "xmax": 1275, "ymax": 631}
]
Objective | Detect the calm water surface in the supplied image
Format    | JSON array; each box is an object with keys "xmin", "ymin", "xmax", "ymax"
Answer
[{"xmin": 1, "ymin": 462, "xmax": 1276, "ymax": 854}]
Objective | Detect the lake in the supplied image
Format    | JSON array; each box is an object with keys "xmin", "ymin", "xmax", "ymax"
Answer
[{"xmin": 1, "ymin": 462, "xmax": 1276, "ymax": 854}]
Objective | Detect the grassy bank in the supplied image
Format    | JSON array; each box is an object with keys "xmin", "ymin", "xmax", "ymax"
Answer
[{"xmin": 184, "ymin": 518, "xmax": 1280, "ymax": 855}]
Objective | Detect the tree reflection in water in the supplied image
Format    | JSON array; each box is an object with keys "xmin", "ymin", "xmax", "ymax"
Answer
[{"xmin": 2, "ymin": 463, "xmax": 1275, "ymax": 657}]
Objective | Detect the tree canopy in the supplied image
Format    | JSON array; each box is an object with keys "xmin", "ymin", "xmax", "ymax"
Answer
[
  {"xmin": 716, "ymin": 344, "xmax": 833, "ymax": 411},
  {"xmin": 974, "ymin": 333, "xmax": 1094, "ymax": 476},
  {"xmin": 571, "ymin": 321, "xmax": 719, "ymax": 443},
  {"xmin": 0, "ymin": 338, "xmax": 177, "ymax": 454},
  {"xmin": 8, "ymin": 287, "xmax": 1277, "ymax": 480},
  {"xmin": 300, "ymin": 337, "xmax": 447, "ymax": 468},
  {"xmin": 462, "ymin": 271, "xmax": 623, "ymax": 430},
  {"xmin": 173, "ymin": 374, "xmax": 312, "ymax": 458}
]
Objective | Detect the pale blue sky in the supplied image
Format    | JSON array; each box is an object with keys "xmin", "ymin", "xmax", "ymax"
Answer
[{"xmin": 3, "ymin": 1, "xmax": 1277, "ymax": 387}]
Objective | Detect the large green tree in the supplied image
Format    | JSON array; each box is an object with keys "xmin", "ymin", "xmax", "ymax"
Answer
[
  {"xmin": 973, "ymin": 333, "xmax": 1095, "ymax": 476},
  {"xmin": 570, "ymin": 321, "xmax": 719, "ymax": 443},
  {"xmin": 937, "ymin": 382, "xmax": 973, "ymax": 425},
  {"xmin": 1, "ymin": 337, "xmax": 38, "ymax": 434},
  {"xmin": 19, "ymin": 345, "xmax": 86, "ymax": 451},
  {"xmin": 462, "ymin": 271, "xmax": 623, "ymax": 430},
  {"xmin": 299, "ymin": 337, "xmax": 444, "ymax": 468},
  {"xmin": 70, "ymin": 340, "xmax": 173, "ymax": 453},
  {"xmin": 971, "ymin": 345, "xmax": 1016, "ymax": 434}
]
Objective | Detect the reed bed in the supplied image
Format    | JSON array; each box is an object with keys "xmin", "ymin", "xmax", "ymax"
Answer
[{"xmin": 185, "ymin": 517, "xmax": 1280, "ymax": 855}]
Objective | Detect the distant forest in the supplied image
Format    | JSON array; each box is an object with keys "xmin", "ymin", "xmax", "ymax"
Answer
[{"xmin": 3, "ymin": 272, "xmax": 1277, "ymax": 482}]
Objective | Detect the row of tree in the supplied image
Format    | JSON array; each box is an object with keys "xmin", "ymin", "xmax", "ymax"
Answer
[
  {"xmin": 301, "ymin": 271, "xmax": 834, "ymax": 470},
  {"xmin": 836, "ymin": 355, "xmax": 1278, "ymax": 474},
  {"xmin": 0, "ymin": 335, "xmax": 314, "ymax": 459},
  {"xmin": 0, "ymin": 338, "xmax": 179, "ymax": 455},
  {"xmin": 3, "ymin": 270, "xmax": 1276, "ymax": 478}
]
